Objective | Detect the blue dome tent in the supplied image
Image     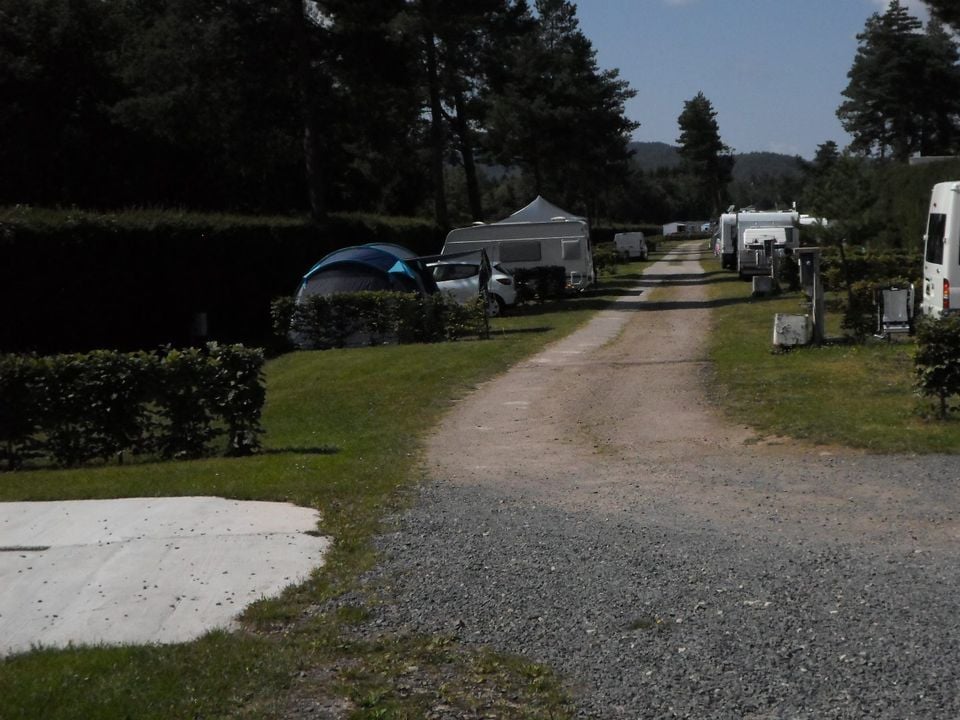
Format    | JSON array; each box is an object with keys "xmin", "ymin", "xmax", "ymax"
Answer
[{"xmin": 295, "ymin": 245, "xmax": 437, "ymax": 303}]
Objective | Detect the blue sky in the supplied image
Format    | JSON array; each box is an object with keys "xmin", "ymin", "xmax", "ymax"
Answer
[{"xmin": 572, "ymin": 0, "xmax": 932, "ymax": 159}]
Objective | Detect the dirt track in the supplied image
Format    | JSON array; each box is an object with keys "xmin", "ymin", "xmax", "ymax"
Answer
[
  {"xmin": 365, "ymin": 241, "xmax": 960, "ymax": 718},
  {"xmin": 425, "ymin": 241, "xmax": 958, "ymax": 548}
]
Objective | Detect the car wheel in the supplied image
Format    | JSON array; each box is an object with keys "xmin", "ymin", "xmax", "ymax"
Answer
[{"xmin": 487, "ymin": 294, "xmax": 506, "ymax": 317}]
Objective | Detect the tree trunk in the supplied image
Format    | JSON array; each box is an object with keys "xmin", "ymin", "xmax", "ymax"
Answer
[
  {"xmin": 289, "ymin": 0, "xmax": 325, "ymax": 221},
  {"xmin": 453, "ymin": 90, "xmax": 483, "ymax": 221},
  {"xmin": 424, "ymin": 27, "xmax": 449, "ymax": 230}
]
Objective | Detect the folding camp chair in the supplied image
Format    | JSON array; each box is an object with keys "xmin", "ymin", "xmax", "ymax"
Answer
[{"xmin": 875, "ymin": 284, "xmax": 914, "ymax": 339}]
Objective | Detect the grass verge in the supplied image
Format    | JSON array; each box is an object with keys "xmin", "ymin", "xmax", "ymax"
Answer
[
  {"xmin": 704, "ymin": 254, "xmax": 960, "ymax": 453},
  {"xmin": 0, "ymin": 259, "xmax": 652, "ymax": 719}
]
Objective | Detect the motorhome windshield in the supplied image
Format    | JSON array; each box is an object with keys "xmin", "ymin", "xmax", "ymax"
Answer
[{"xmin": 926, "ymin": 213, "xmax": 947, "ymax": 265}]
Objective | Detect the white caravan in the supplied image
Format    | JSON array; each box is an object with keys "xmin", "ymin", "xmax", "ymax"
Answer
[
  {"xmin": 717, "ymin": 210, "xmax": 800, "ymax": 275},
  {"xmin": 740, "ymin": 227, "xmax": 791, "ymax": 277},
  {"xmin": 442, "ymin": 196, "xmax": 595, "ymax": 290},
  {"xmin": 921, "ymin": 181, "xmax": 960, "ymax": 317},
  {"xmin": 614, "ymin": 231, "xmax": 647, "ymax": 260}
]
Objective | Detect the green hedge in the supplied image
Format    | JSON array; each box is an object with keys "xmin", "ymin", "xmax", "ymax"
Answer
[
  {"xmin": 0, "ymin": 343, "xmax": 265, "ymax": 470},
  {"xmin": 0, "ymin": 207, "xmax": 443, "ymax": 354},
  {"xmin": 820, "ymin": 247, "xmax": 921, "ymax": 291},
  {"xmin": 272, "ymin": 291, "xmax": 487, "ymax": 350}
]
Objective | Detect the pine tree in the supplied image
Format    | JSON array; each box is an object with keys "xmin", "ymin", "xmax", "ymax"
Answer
[
  {"xmin": 676, "ymin": 91, "xmax": 733, "ymax": 216},
  {"xmin": 924, "ymin": 0, "xmax": 960, "ymax": 32},
  {"xmin": 838, "ymin": 0, "xmax": 960, "ymax": 160},
  {"xmin": 482, "ymin": 0, "xmax": 637, "ymax": 216}
]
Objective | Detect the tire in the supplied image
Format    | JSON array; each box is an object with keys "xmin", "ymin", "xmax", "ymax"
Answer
[{"xmin": 487, "ymin": 294, "xmax": 506, "ymax": 317}]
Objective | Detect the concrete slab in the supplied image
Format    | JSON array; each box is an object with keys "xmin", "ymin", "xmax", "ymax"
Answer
[{"xmin": 0, "ymin": 497, "xmax": 331, "ymax": 657}]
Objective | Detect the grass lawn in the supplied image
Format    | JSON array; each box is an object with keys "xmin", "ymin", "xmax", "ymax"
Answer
[
  {"xmin": 0, "ymin": 258, "xmax": 653, "ymax": 719},
  {"xmin": 704, "ymin": 252, "xmax": 960, "ymax": 453}
]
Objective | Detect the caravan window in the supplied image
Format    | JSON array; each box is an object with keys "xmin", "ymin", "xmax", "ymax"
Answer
[
  {"xmin": 926, "ymin": 213, "xmax": 946, "ymax": 265},
  {"xmin": 561, "ymin": 239, "xmax": 582, "ymax": 260},
  {"xmin": 500, "ymin": 241, "xmax": 541, "ymax": 263}
]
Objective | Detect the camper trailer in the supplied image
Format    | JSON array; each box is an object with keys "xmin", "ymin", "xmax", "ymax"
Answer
[
  {"xmin": 614, "ymin": 232, "xmax": 647, "ymax": 261},
  {"xmin": 921, "ymin": 181, "xmax": 960, "ymax": 317},
  {"xmin": 718, "ymin": 210, "xmax": 800, "ymax": 276},
  {"xmin": 442, "ymin": 197, "xmax": 595, "ymax": 290}
]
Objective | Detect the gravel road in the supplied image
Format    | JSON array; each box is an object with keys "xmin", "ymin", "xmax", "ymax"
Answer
[{"xmin": 363, "ymin": 242, "xmax": 960, "ymax": 718}]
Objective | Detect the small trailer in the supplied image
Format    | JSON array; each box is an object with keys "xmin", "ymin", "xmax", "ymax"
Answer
[
  {"xmin": 921, "ymin": 181, "xmax": 960, "ymax": 317},
  {"xmin": 442, "ymin": 196, "xmax": 595, "ymax": 290},
  {"xmin": 614, "ymin": 232, "xmax": 647, "ymax": 261}
]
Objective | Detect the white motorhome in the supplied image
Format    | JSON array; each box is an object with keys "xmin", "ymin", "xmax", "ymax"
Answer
[
  {"xmin": 921, "ymin": 181, "xmax": 960, "ymax": 317},
  {"xmin": 718, "ymin": 210, "xmax": 800, "ymax": 275},
  {"xmin": 442, "ymin": 196, "xmax": 595, "ymax": 290},
  {"xmin": 614, "ymin": 231, "xmax": 647, "ymax": 261}
]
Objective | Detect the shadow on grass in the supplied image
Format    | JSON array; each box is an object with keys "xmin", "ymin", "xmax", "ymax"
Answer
[
  {"xmin": 260, "ymin": 446, "xmax": 340, "ymax": 456},
  {"xmin": 511, "ymin": 289, "xmax": 779, "ymax": 316},
  {"xmin": 489, "ymin": 326, "xmax": 554, "ymax": 336},
  {"xmin": 636, "ymin": 271, "xmax": 739, "ymax": 286}
]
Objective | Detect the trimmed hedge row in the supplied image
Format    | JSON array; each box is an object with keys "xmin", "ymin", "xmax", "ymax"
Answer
[
  {"xmin": 272, "ymin": 291, "xmax": 487, "ymax": 350},
  {"xmin": 0, "ymin": 344, "xmax": 265, "ymax": 470},
  {"xmin": 820, "ymin": 247, "xmax": 921, "ymax": 291},
  {"xmin": 0, "ymin": 207, "xmax": 443, "ymax": 354}
]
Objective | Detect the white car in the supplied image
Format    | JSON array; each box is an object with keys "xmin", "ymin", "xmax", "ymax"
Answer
[{"xmin": 429, "ymin": 261, "xmax": 518, "ymax": 316}]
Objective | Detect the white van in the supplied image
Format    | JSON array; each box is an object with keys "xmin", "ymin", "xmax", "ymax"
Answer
[
  {"xmin": 921, "ymin": 181, "xmax": 960, "ymax": 317},
  {"xmin": 614, "ymin": 232, "xmax": 647, "ymax": 261}
]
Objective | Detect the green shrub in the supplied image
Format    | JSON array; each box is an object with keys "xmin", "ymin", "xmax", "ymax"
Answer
[
  {"xmin": 0, "ymin": 344, "xmax": 266, "ymax": 469},
  {"xmin": 155, "ymin": 348, "xmax": 220, "ymax": 460},
  {"xmin": 821, "ymin": 248, "xmax": 921, "ymax": 291},
  {"xmin": 207, "ymin": 344, "xmax": 265, "ymax": 456},
  {"xmin": 915, "ymin": 314, "xmax": 960, "ymax": 418},
  {"xmin": 275, "ymin": 291, "xmax": 485, "ymax": 349},
  {"xmin": 0, "ymin": 354, "xmax": 42, "ymax": 470},
  {"xmin": 592, "ymin": 244, "xmax": 620, "ymax": 276}
]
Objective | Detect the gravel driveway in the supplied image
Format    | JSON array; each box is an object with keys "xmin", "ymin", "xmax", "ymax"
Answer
[{"xmin": 364, "ymin": 242, "xmax": 960, "ymax": 718}]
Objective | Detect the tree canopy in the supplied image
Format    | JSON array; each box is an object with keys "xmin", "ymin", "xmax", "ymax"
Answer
[
  {"xmin": 838, "ymin": 0, "xmax": 960, "ymax": 160},
  {"xmin": 676, "ymin": 91, "xmax": 734, "ymax": 216},
  {"xmin": 0, "ymin": 0, "xmax": 639, "ymax": 224},
  {"xmin": 923, "ymin": 0, "xmax": 960, "ymax": 32}
]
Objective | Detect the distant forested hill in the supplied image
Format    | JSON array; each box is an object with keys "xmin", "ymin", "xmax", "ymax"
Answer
[{"xmin": 629, "ymin": 142, "xmax": 802, "ymax": 181}]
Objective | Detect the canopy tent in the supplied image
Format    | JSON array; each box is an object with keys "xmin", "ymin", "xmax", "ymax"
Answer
[
  {"xmin": 496, "ymin": 196, "xmax": 585, "ymax": 224},
  {"xmin": 296, "ymin": 245, "xmax": 435, "ymax": 302}
]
